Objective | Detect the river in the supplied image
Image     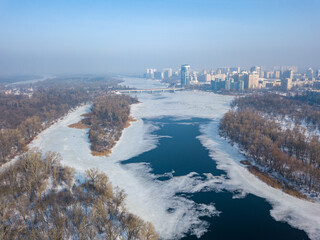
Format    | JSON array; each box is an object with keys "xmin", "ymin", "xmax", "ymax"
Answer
[{"xmin": 30, "ymin": 77, "xmax": 320, "ymax": 240}]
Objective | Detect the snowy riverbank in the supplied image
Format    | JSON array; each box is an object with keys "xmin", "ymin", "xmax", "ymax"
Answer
[{"xmin": 29, "ymin": 89, "xmax": 320, "ymax": 239}]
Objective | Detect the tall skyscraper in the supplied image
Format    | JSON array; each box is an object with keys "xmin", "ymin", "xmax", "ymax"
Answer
[{"xmin": 181, "ymin": 64, "xmax": 190, "ymax": 87}]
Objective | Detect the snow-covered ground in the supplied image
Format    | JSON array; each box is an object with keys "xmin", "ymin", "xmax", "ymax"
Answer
[{"xmin": 28, "ymin": 77, "xmax": 320, "ymax": 239}]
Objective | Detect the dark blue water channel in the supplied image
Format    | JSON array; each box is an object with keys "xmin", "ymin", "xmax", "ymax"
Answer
[{"xmin": 121, "ymin": 117, "xmax": 310, "ymax": 240}]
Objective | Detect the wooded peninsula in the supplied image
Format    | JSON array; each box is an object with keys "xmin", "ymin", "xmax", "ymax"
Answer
[{"xmin": 220, "ymin": 93, "xmax": 320, "ymax": 199}]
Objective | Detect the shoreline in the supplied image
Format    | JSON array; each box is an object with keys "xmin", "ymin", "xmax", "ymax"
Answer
[
  {"xmin": 240, "ymin": 160, "xmax": 309, "ymax": 200},
  {"xmin": 0, "ymin": 103, "xmax": 90, "ymax": 171},
  {"xmin": 68, "ymin": 110, "xmax": 137, "ymax": 157}
]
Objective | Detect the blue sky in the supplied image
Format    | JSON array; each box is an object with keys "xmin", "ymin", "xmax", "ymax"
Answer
[{"xmin": 0, "ymin": 0, "xmax": 319, "ymax": 74}]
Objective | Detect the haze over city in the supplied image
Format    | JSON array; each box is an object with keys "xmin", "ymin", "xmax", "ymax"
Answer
[{"xmin": 0, "ymin": 0, "xmax": 320, "ymax": 75}]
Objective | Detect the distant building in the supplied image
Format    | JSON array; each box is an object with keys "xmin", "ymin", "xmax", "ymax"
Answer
[
  {"xmin": 163, "ymin": 68, "xmax": 173, "ymax": 79},
  {"xmin": 216, "ymin": 67, "xmax": 229, "ymax": 74},
  {"xmin": 198, "ymin": 73, "xmax": 212, "ymax": 82},
  {"xmin": 145, "ymin": 68, "xmax": 156, "ymax": 78},
  {"xmin": 281, "ymin": 66, "xmax": 298, "ymax": 73},
  {"xmin": 250, "ymin": 66, "xmax": 266, "ymax": 78},
  {"xmin": 211, "ymin": 78, "xmax": 226, "ymax": 91},
  {"xmin": 282, "ymin": 70, "xmax": 293, "ymax": 79},
  {"xmin": 306, "ymin": 68, "xmax": 314, "ymax": 80},
  {"xmin": 231, "ymin": 80, "xmax": 244, "ymax": 91},
  {"xmin": 213, "ymin": 73, "xmax": 226, "ymax": 80},
  {"xmin": 281, "ymin": 78, "xmax": 292, "ymax": 91},
  {"xmin": 154, "ymin": 71, "xmax": 164, "ymax": 80},
  {"xmin": 250, "ymin": 66, "xmax": 261, "ymax": 73},
  {"xmin": 265, "ymin": 71, "xmax": 273, "ymax": 79},
  {"xmin": 181, "ymin": 64, "xmax": 191, "ymax": 87},
  {"xmin": 244, "ymin": 72, "xmax": 259, "ymax": 89},
  {"xmin": 265, "ymin": 82, "xmax": 275, "ymax": 88},
  {"xmin": 232, "ymin": 73, "xmax": 247, "ymax": 82},
  {"xmin": 316, "ymin": 69, "xmax": 320, "ymax": 79},
  {"xmin": 230, "ymin": 67, "xmax": 240, "ymax": 73},
  {"xmin": 211, "ymin": 78, "xmax": 244, "ymax": 91},
  {"xmin": 190, "ymin": 71, "xmax": 198, "ymax": 83},
  {"xmin": 274, "ymin": 70, "xmax": 281, "ymax": 79}
]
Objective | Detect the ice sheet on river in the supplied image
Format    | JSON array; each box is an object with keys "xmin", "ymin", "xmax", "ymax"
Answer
[{"xmin": 31, "ymin": 90, "xmax": 320, "ymax": 239}]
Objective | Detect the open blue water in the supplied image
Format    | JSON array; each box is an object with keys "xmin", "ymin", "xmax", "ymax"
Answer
[{"xmin": 122, "ymin": 117, "xmax": 309, "ymax": 240}]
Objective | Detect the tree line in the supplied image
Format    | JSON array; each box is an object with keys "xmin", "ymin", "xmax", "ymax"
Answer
[
  {"xmin": 0, "ymin": 75, "xmax": 129, "ymax": 164},
  {"xmin": 0, "ymin": 88, "xmax": 91, "ymax": 164},
  {"xmin": 0, "ymin": 149, "xmax": 158, "ymax": 240},
  {"xmin": 232, "ymin": 93, "xmax": 320, "ymax": 131},
  {"xmin": 88, "ymin": 94, "xmax": 138, "ymax": 154},
  {"xmin": 220, "ymin": 95, "xmax": 320, "ymax": 196}
]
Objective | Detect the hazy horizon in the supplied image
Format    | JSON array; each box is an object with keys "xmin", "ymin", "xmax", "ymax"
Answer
[{"xmin": 0, "ymin": 0, "xmax": 319, "ymax": 75}]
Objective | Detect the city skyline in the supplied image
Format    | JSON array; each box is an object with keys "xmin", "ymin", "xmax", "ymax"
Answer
[
  {"xmin": 0, "ymin": 0, "xmax": 320, "ymax": 74},
  {"xmin": 144, "ymin": 64, "xmax": 320, "ymax": 91}
]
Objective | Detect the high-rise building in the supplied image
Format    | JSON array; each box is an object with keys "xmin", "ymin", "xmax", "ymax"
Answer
[
  {"xmin": 145, "ymin": 68, "xmax": 156, "ymax": 79},
  {"xmin": 250, "ymin": 66, "xmax": 265, "ymax": 78},
  {"xmin": 230, "ymin": 67, "xmax": 240, "ymax": 73},
  {"xmin": 217, "ymin": 67, "xmax": 229, "ymax": 74},
  {"xmin": 316, "ymin": 69, "xmax": 320, "ymax": 79},
  {"xmin": 154, "ymin": 71, "xmax": 164, "ymax": 80},
  {"xmin": 191, "ymin": 71, "xmax": 198, "ymax": 83},
  {"xmin": 244, "ymin": 72, "xmax": 259, "ymax": 89},
  {"xmin": 211, "ymin": 78, "xmax": 244, "ymax": 91},
  {"xmin": 265, "ymin": 71, "xmax": 273, "ymax": 79},
  {"xmin": 274, "ymin": 70, "xmax": 281, "ymax": 79},
  {"xmin": 250, "ymin": 66, "xmax": 261, "ymax": 73},
  {"xmin": 198, "ymin": 73, "xmax": 212, "ymax": 82},
  {"xmin": 281, "ymin": 66, "xmax": 298, "ymax": 72},
  {"xmin": 231, "ymin": 80, "xmax": 244, "ymax": 91},
  {"xmin": 281, "ymin": 78, "xmax": 292, "ymax": 91},
  {"xmin": 225, "ymin": 78, "xmax": 231, "ymax": 90},
  {"xmin": 163, "ymin": 68, "xmax": 173, "ymax": 79},
  {"xmin": 181, "ymin": 64, "xmax": 190, "ymax": 87},
  {"xmin": 282, "ymin": 70, "xmax": 293, "ymax": 79},
  {"xmin": 211, "ymin": 78, "xmax": 225, "ymax": 91},
  {"xmin": 307, "ymin": 68, "xmax": 314, "ymax": 80}
]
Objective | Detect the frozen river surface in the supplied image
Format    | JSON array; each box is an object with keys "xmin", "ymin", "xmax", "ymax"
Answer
[{"xmin": 30, "ymin": 77, "xmax": 320, "ymax": 239}]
